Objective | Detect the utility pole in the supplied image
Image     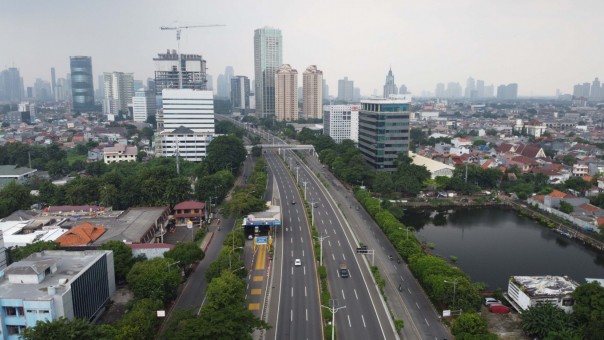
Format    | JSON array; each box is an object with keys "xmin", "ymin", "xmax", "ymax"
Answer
[
  {"xmin": 322, "ymin": 300, "xmax": 346, "ymax": 340},
  {"xmin": 444, "ymin": 279, "xmax": 459, "ymax": 307},
  {"xmin": 313, "ymin": 231, "xmax": 329, "ymax": 266},
  {"xmin": 302, "ymin": 181, "xmax": 307, "ymax": 199},
  {"xmin": 296, "ymin": 166, "xmax": 299, "ymax": 183}
]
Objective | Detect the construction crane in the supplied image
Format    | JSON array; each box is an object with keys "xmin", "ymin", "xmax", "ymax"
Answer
[{"xmin": 160, "ymin": 24, "xmax": 226, "ymax": 89}]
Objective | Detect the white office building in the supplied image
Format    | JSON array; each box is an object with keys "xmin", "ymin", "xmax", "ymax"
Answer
[
  {"xmin": 132, "ymin": 90, "xmax": 156, "ymax": 122},
  {"xmin": 102, "ymin": 72, "xmax": 134, "ymax": 116},
  {"xmin": 157, "ymin": 89, "xmax": 214, "ymax": 162},
  {"xmin": 323, "ymin": 104, "xmax": 359, "ymax": 143}
]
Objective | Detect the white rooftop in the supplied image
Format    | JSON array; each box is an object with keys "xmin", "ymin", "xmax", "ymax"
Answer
[
  {"xmin": 511, "ymin": 275, "xmax": 579, "ymax": 297},
  {"xmin": 0, "ymin": 220, "xmax": 67, "ymax": 248}
]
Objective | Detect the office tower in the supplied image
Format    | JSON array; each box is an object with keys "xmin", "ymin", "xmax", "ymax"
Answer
[
  {"xmin": 275, "ymin": 64, "xmax": 298, "ymax": 121},
  {"xmin": 383, "ymin": 68, "xmax": 398, "ymax": 98},
  {"xmin": 323, "ymin": 104, "xmax": 359, "ymax": 143},
  {"xmin": 353, "ymin": 88, "xmax": 361, "ymax": 102},
  {"xmin": 70, "ymin": 56, "xmax": 95, "ymax": 112},
  {"xmin": 322, "ymin": 79, "xmax": 329, "ymax": 101},
  {"xmin": 303, "ymin": 65, "xmax": 323, "ymax": 119},
  {"xmin": 465, "ymin": 77, "xmax": 475, "ymax": 98},
  {"xmin": 435, "ymin": 83, "xmax": 445, "ymax": 98},
  {"xmin": 50, "ymin": 67, "xmax": 56, "ymax": 101},
  {"xmin": 358, "ymin": 96, "xmax": 411, "ymax": 170},
  {"xmin": 446, "ymin": 82, "xmax": 463, "ymax": 98},
  {"xmin": 0, "ymin": 67, "xmax": 24, "ymax": 103},
  {"xmin": 132, "ymin": 90, "xmax": 156, "ymax": 122},
  {"xmin": 484, "ymin": 85, "xmax": 494, "ymax": 98},
  {"xmin": 217, "ymin": 74, "xmax": 227, "ymax": 98},
  {"xmin": 254, "ymin": 27, "xmax": 283, "ymax": 117},
  {"xmin": 590, "ymin": 78, "xmax": 602, "ymax": 100},
  {"xmin": 147, "ymin": 78, "xmax": 156, "ymax": 93},
  {"xmin": 476, "ymin": 80, "xmax": 485, "ymax": 98},
  {"xmin": 153, "ymin": 49, "xmax": 208, "ymax": 96},
  {"xmin": 399, "ymin": 84, "xmax": 408, "ymax": 94},
  {"xmin": 338, "ymin": 77, "xmax": 354, "ymax": 102},
  {"xmin": 33, "ymin": 78, "xmax": 52, "ymax": 101},
  {"xmin": 497, "ymin": 83, "xmax": 519, "ymax": 100},
  {"xmin": 102, "ymin": 72, "xmax": 134, "ymax": 116},
  {"xmin": 224, "ymin": 66, "xmax": 234, "ymax": 99},
  {"xmin": 230, "ymin": 75, "xmax": 250, "ymax": 113},
  {"xmin": 56, "ymin": 78, "xmax": 67, "ymax": 101},
  {"xmin": 157, "ymin": 89, "xmax": 215, "ymax": 161}
]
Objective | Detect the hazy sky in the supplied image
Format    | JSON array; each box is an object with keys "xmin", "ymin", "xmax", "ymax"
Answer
[{"xmin": 2, "ymin": 0, "xmax": 603, "ymax": 97}]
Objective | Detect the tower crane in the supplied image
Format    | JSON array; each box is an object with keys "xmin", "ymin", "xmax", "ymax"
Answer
[{"xmin": 160, "ymin": 24, "xmax": 226, "ymax": 89}]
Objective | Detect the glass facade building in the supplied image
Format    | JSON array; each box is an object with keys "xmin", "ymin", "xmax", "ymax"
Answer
[
  {"xmin": 70, "ymin": 56, "xmax": 95, "ymax": 112},
  {"xmin": 254, "ymin": 27, "xmax": 282, "ymax": 117}
]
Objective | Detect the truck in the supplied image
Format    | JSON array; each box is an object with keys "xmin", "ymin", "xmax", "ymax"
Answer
[{"xmin": 339, "ymin": 263, "xmax": 349, "ymax": 278}]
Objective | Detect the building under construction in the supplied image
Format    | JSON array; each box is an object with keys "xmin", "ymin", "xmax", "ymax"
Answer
[{"xmin": 153, "ymin": 50, "xmax": 208, "ymax": 95}]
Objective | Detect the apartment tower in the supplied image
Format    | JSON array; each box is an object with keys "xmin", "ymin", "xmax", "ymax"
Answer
[
  {"xmin": 254, "ymin": 27, "xmax": 283, "ymax": 117},
  {"xmin": 275, "ymin": 64, "xmax": 298, "ymax": 121},
  {"xmin": 303, "ymin": 65, "xmax": 323, "ymax": 119}
]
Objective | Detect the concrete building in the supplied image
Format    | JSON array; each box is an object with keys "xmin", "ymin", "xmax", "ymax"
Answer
[
  {"xmin": 358, "ymin": 95, "xmax": 411, "ymax": 170},
  {"xmin": 338, "ymin": 77, "xmax": 354, "ymax": 102},
  {"xmin": 0, "ymin": 232, "xmax": 6, "ymax": 271},
  {"xmin": 0, "ymin": 250, "xmax": 115, "ymax": 339},
  {"xmin": 0, "ymin": 68, "xmax": 24, "ymax": 103},
  {"xmin": 303, "ymin": 65, "xmax": 323, "ymax": 119},
  {"xmin": 230, "ymin": 75, "xmax": 250, "ymax": 114},
  {"xmin": 383, "ymin": 68, "xmax": 398, "ymax": 98},
  {"xmin": 153, "ymin": 50, "xmax": 208, "ymax": 99},
  {"xmin": 69, "ymin": 56, "xmax": 95, "ymax": 112},
  {"xmin": 0, "ymin": 165, "xmax": 36, "ymax": 188},
  {"xmin": 408, "ymin": 151, "xmax": 455, "ymax": 178},
  {"xmin": 102, "ymin": 72, "xmax": 134, "ymax": 116},
  {"xmin": 157, "ymin": 89, "xmax": 214, "ymax": 162},
  {"xmin": 497, "ymin": 83, "xmax": 519, "ymax": 100},
  {"xmin": 323, "ymin": 104, "xmax": 359, "ymax": 143},
  {"xmin": 254, "ymin": 27, "xmax": 283, "ymax": 117},
  {"xmin": 132, "ymin": 90, "xmax": 156, "ymax": 122},
  {"xmin": 275, "ymin": 64, "xmax": 298, "ymax": 122},
  {"xmin": 103, "ymin": 144, "xmax": 137, "ymax": 164},
  {"xmin": 508, "ymin": 276, "xmax": 579, "ymax": 313}
]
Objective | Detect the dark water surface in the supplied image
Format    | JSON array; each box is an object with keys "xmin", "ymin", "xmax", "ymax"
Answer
[{"xmin": 400, "ymin": 206, "xmax": 604, "ymax": 289}]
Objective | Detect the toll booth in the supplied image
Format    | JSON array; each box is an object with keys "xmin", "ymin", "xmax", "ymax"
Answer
[{"xmin": 242, "ymin": 206, "xmax": 281, "ymax": 240}]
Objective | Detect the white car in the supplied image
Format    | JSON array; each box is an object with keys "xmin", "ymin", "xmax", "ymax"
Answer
[
  {"xmin": 484, "ymin": 297, "xmax": 502, "ymax": 306},
  {"xmin": 294, "ymin": 259, "xmax": 302, "ymax": 266}
]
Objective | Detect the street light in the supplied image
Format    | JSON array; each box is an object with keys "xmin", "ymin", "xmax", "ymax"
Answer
[
  {"xmin": 313, "ymin": 231, "xmax": 329, "ymax": 266},
  {"xmin": 302, "ymin": 181, "xmax": 307, "ymax": 199},
  {"xmin": 310, "ymin": 200, "xmax": 317, "ymax": 226},
  {"xmin": 444, "ymin": 279, "xmax": 459, "ymax": 307},
  {"xmin": 167, "ymin": 261, "xmax": 180, "ymax": 271},
  {"xmin": 230, "ymin": 246, "xmax": 244, "ymax": 270},
  {"xmin": 231, "ymin": 266, "xmax": 246, "ymax": 274},
  {"xmin": 296, "ymin": 166, "xmax": 299, "ymax": 183},
  {"xmin": 322, "ymin": 300, "xmax": 346, "ymax": 340}
]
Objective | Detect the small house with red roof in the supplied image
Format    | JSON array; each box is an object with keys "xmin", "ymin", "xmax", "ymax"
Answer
[
  {"xmin": 173, "ymin": 201, "xmax": 205, "ymax": 224},
  {"xmin": 56, "ymin": 222, "xmax": 106, "ymax": 247}
]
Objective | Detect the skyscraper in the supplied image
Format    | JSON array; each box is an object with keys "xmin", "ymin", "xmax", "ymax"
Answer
[
  {"xmin": 323, "ymin": 104, "xmax": 359, "ymax": 143},
  {"xmin": 0, "ymin": 67, "xmax": 24, "ymax": 103},
  {"xmin": 70, "ymin": 56, "xmax": 95, "ymax": 112},
  {"xmin": 590, "ymin": 78, "xmax": 602, "ymax": 101},
  {"xmin": 275, "ymin": 64, "xmax": 298, "ymax": 121},
  {"xmin": 338, "ymin": 77, "xmax": 354, "ymax": 102},
  {"xmin": 231, "ymin": 75, "xmax": 250, "ymax": 113},
  {"xmin": 358, "ymin": 96, "xmax": 411, "ymax": 170},
  {"xmin": 476, "ymin": 80, "xmax": 485, "ymax": 98},
  {"xmin": 33, "ymin": 78, "xmax": 52, "ymax": 101},
  {"xmin": 322, "ymin": 79, "xmax": 329, "ymax": 101},
  {"xmin": 303, "ymin": 65, "xmax": 323, "ymax": 119},
  {"xmin": 446, "ymin": 82, "xmax": 463, "ymax": 98},
  {"xmin": 497, "ymin": 83, "xmax": 519, "ymax": 100},
  {"xmin": 153, "ymin": 49, "xmax": 207, "ymax": 96},
  {"xmin": 50, "ymin": 67, "xmax": 56, "ymax": 101},
  {"xmin": 224, "ymin": 66, "xmax": 234, "ymax": 99},
  {"xmin": 383, "ymin": 68, "xmax": 398, "ymax": 98},
  {"xmin": 435, "ymin": 83, "xmax": 445, "ymax": 98},
  {"xmin": 399, "ymin": 84, "xmax": 408, "ymax": 94},
  {"xmin": 103, "ymin": 72, "xmax": 134, "ymax": 116},
  {"xmin": 254, "ymin": 27, "xmax": 283, "ymax": 117},
  {"xmin": 464, "ymin": 77, "xmax": 476, "ymax": 98},
  {"xmin": 133, "ymin": 90, "xmax": 156, "ymax": 122}
]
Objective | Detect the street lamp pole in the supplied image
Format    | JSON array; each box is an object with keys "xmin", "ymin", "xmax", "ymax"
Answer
[
  {"xmin": 310, "ymin": 201, "xmax": 316, "ymax": 226},
  {"xmin": 296, "ymin": 166, "xmax": 299, "ymax": 183},
  {"xmin": 406, "ymin": 227, "xmax": 413, "ymax": 240},
  {"xmin": 303, "ymin": 181, "xmax": 307, "ymax": 199},
  {"xmin": 313, "ymin": 231, "xmax": 329, "ymax": 266},
  {"xmin": 230, "ymin": 246, "xmax": 244, "ymax": 270},
  {"xmin": 444, "ymin": 279, "xmax": 459, "ymax": 307},
  {"xmin": 322, "ymin": 301, "xmax": 346, "ymax": 340}
]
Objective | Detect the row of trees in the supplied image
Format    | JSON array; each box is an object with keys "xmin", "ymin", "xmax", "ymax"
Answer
[{"xmin": 222, "ymin": 157, "xmax": 268, "ymax": 218}]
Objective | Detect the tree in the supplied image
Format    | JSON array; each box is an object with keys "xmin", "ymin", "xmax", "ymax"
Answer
[
  {"xmin": 452, "ymin": 313, "xmax": 488, "ymax": 336},
  {"xmin": 10, "ymin": 241, "xmax": 60, "ymax": 262},
  {"xmin": 373, "ymin": 172, "xmax": 394, "ymax": 195},
  {"xmin": 559, "ymin": 201, "xmax": 574, "ymax": 214},
  {"xmin": 521, "ymin": 303, "xmax": 573, "ymax": 339},
  {"xmin": 21, "ymin": 317, "xmax": 114, "ymax": 340},
  {"xmin": 164, "ymin": 242, "xmax": 204, "ymax": 268},
  {"xmin": 100, "ymin": 240, "xmax": 134, "ymax": 283},
  {"xmin": 562, "ymin": 155, "xmax": 577, "ymax": 166},
  {"xmin": 0, "ymin": 181, "xmax": 33, "ymax": 219},
  {"xmin": 115, "ymin": 298, "xmax": 163, "ymax": 340},
  {"xmin": 251, "ymin": 145, "xmax": 262, "ymax": 157},
  {"xmin": 127, "ymin": 257, "xmax": 182, "ymax": 303},
  {"xmin": 572, "ymin": 281, "xmax": 604, "ymax": 338},
  {"xmin": 205, "ymin": 135, "xmax": 246, "ymax": 174}
]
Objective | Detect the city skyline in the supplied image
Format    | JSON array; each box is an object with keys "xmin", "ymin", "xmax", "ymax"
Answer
[{"xmin": 2, "ymin": 0, "xmax": 603, "ymax": 97}]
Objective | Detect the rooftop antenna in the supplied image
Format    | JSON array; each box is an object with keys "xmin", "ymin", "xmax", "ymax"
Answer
[{"xmin": 160, "ymin": 23, "xmax": 226, "ymax": 89}]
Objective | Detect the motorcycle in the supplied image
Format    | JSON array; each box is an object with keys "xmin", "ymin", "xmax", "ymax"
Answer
[{"xmin": 398, "ymin": 284, "xmax": 402, "ymax": 292}]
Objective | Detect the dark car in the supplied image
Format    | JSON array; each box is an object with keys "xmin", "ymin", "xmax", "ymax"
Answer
[{"xmin": 291, "ymin": 200, "xmax": 296, "ymax": 205}]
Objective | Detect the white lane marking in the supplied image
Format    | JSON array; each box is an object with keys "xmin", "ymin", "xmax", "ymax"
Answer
[
  {"xmin": 408, "ymin": 288, "xmax": 412, "ymax": 294},
  {"xmin": 305, "ymin": 286, "xmax": 307, "ymax": 297},
  {"xmin": 425, "ymin": 318, "xmax": 430, "ymax": 327},
  {"xmin": 332, "ymin": 254, "xmax": 335, "ymax": 261},
  {"xmin": 333, "ymin": 229, "xmax": 337, "ymax": 235},
  {"xmin": 361, "ymin": 314, "xmax": 366, "ymax": 328},
  {"xmin": 347, "ymin": 314, "xmax": 352, "ymax": 327},
  {"xmin": 400, "ymin": 275, "xmax": 405, "ymax": 282},
  {"xmin": 342, "ymin": 289, "xmax": 346, "ymax": 300},
  {"xmin": 321, "ymin": 219, "xmax": 324, "ymax": 225},
  {"xmin": 328, "ymin": 240, "xmax": 331, "ymax": 247},
  {"xmin": 298, "ymin": 216, "xmax": 300, "ymax": 222},
  {"xmin": 304, "ymin": 266, "xmax": 306, "ymax": 275},
  {"xmin": 291, "ymin": 237, "xmax": 293, "ymax": 244},
  {"xmin": 291, "ymin": 267, "xmax": 293, "ymax": 275},
  {"xmin": 338, "ymin": 240, "xmax": 341, "ymax": 247},
  {"xmin": 329, "ymin": 219, "xmax": 333, "ymax": 224},
  {"xmin": 416, "ymin": 302, "xmax": 421, "ymax": 309},
  {"xmin": 306, "ymin": 309, "xmax": 308, "ymax": 322},
  {"xmin": 291, "ymin": 287, "xmax": 293, "ymax": 297},
  {"xmin": 299, "ymin": 226, "xmax": 301, "ymax": 231},
  {"xmin": 291, "ymin": 309, "xmax": 293, "ymax": 322},
  {"xmin": 301, "ymin": 237, "xmax": 303, "ymax": 243},
  {"xmin": 342, "ymin": 253, "xmax": 346, "ymax": 261},
  {"xmin": 354, "ymin": 289, "xmax": 359, "ymax": 300}
]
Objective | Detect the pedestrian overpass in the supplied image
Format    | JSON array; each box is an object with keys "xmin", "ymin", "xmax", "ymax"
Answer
[{"xmin": 245, "ymin": 144, "xmax": 316, "ymax": 155}]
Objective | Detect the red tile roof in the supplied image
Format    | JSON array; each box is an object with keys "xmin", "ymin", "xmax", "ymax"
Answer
[
  {"xmin": 548, "ymin": 190, "xmax": 568, "ymax": 198},
  {"xmin": 56, "ymin": 222, "xmax": 106, "ymax": 246},
  {"xmin": 174, "ymin": 200, "xmax": 205, "ymax": 210},
  {"xmin": 579, "ymin": 203, "xmax": 600, "ymax": 213}
]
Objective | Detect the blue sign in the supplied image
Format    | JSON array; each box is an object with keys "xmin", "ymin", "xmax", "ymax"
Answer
[{"xmin": 256, "ymin": 236, "xmax": 268, "ymax": 244}]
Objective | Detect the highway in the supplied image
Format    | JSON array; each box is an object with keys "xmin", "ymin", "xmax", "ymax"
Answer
[{"xmin": 263, "ymin": 150, "xmax": 323, "ymax": 340}]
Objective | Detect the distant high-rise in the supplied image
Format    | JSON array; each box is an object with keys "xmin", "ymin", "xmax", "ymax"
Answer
[
  {"xmin": 399, "ymin": 84, "xmax": 408, "ymax": 94},
  {"xmin": 217, "ymin": 67, "xmax": 234, "ymax": 98},
  {"xmin": 322, "ymin": 79, "xmax": 329, "ymax": 101},
  {"xmin": 0, "ymin": 67, "xmax": 24, "ymax": 103},
  {"xmin": 50, "ymin": 67, "xmax": 56, "ymax": 101},
  {"xmin": 323, "ymin": 104, "xmax": 359, "ymax": 143},
  {"xmin": 70, "ymin": 56, "xmax": 95, "ymax": 112},
  {"xmin": 275, "ymin": 64, "xmax": 298, "ymax": 121},
  {"xmin": 254, "ymin": 27, "xmax": 283, "ymax": 117},
  {"xmin": 133, "ymin": 90, "xmax": 156, "ymax": 122},
  {"xmin": 33, "ymin": 78, "xmax": 52, "ymax": 101},
  {"xmin": 147, "ymin": 78, "xmax": 156, "ymax": 93},
  {"xmin": 383, "ymin": 68, "xmax": 398, "ymax": 98},
  {"xmin": 476, "ymin": 80, "xmax": 485, "ymax": 98},
  {"xmin": 446, "ymin": 82, "xmax": 463, "ymax": 98},
  {"xmin": 497, "ymin": 83, "xmax": 519, "ymax": 100},
  {"xmin": 358, "ymin": 96, "xmax": 411, "ymax": 170},
  {"xmin": 590, "ymin": 78, "xmax": 602, "ymax": 100},
  {"xmin": 231, "ymin": 75, "xmax": 250, "ymax": 113},
  {"xmin": 103, "ymin": 72, "xmax": 134, "ymax": 116},
  {"xmin": 205, "ymin": 74, "xmax": 213, "ymax": 91},
  {"xmin": 153, "ymin": 49, "xmax": 207, "ymax": 96},
  {"xmin": 224, "ymin": 66, "xmax": 234, "ymax": 98},
  {"xmin": 353, "ymin": 88, "xmax": 361, "ymax": 102},
  {"xmin": 484, "ymin": 84, "xmax": 495, "ymax": 98},
  {"xmin": 303, "ymin": 65, "xmax": 323, "ymax": 119},
  {"xmin": 435, "ymin": 83, "xmax": 445, "ymax": 98},
  {"xmin": 573, "ymin": 83, "xmax": 590, "ymax": 98},
  {"xmin": 338, "ymin": 77, "xmax": 354, "ymax": 102},
  {"xmin": 464, "ymin": 77, "xmax": 476, "ymax": 98}
]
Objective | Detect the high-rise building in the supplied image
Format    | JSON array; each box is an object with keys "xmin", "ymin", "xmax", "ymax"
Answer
[
  {"xmin": 322, "ymin": 79, "xmax": 329, "ymax": 101},
  {"xmin": 33, "ymin": 78, "xmax": 52, "ymax": 102},
  {"xmin": 484, "ymin": 85, "xmax": 494, "ymax": 98},
  {"xmin": 446, "ymin": 82, "xmax": 463, "ymax": 98},
  {"xmin": 254, "ymin": 27, "xmax": 283, "ymax": 117},
  {"xmin": 153, "ymin": 49, "xmax": 208, "ymax": 96},
  {"xmin": 323, "ymin": 104, "xmax": 359, "ymax": 143},
  {"xmin": 147, "ymin": 78, "xmax": 156, "ymax": 93},
  {"xmin": 102, "ymin": 72, "xmax": 134, "ymax": 116},
  {"xmin": 224, "ymin": 66, "xmax": 234, "ymax": 99},
  {"xmin": 303, "ymin": 65, "xmax": 323, "ymax": 119},
  {"xmin": 358, "ymin": 96, "xmax": 411, "ymax": 170},
  {"xmin": 157, "ymin": 89, "xmax": 215, "ymax": 162},
  {"xmin": 590, "ymin": 78, "xmax": 602, "ymax": 101},
  {"xmin": 465, "ymin": 77, "xmax": 476, "ymax": 98},
  {"xmin": 353, "ymin": 88, "xmax": 361, "ymax": 102},
  {"xmin": 0, "ymin": 67, "xmax": 24, "ymax": 103},
  {"xmin": 133, "ymin": 80, "xmax": 144, "ymax": 92},
  {"xmin": 399, "ymin": 84, "xmax": 408, "ymax": 94},
  {"xmin": 132, "ymin": 90, "xmax": 156, "ymax": 122},
  {"xmin": 476, "ymin": 80, "xmax": 485, "ymax": 98},
  {"xmin": 435, "ymin": 83, "xmax": 445, "ymax": 98},
  {"xmin": 231, "ymin": 75, "xmax": 250, "ymax": 113},
  {"xmin": 338, "ymin": 77, "xmax": 354, "ymax": 102},
  {"xmin": 70, "ymin": 56, "xmax": 95, "ymax": 112},
  {"xmin": 50, "ymin": 67, "xmax": 56, "ymax": 101},
  {"xmin": 497, "ymin": 83, "xmax": 519, "ymax": 100},
  {"xmin": 383, "ymin": 68, "xmax": 398, "ymax": 98},
  {"xmin": 275, "ymin": 64, "xmax": 298, "ymax": 121}
]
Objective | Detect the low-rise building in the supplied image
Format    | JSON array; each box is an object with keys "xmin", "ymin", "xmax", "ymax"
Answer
[
  {"xmin": 508, "ymin": 275, "xmax": 579, "ymax": 313},
  {"xmin": 103, "ymin": 144, "xmax": 137, "ymax": 164},
  {"xmin": 408, "ymin": 151, "xmax": 455, "ymax": 178},
  {"xmin": 0, "ymin": 250, "xmax": 115, "ymax": 338},
  {"xmin": 173, "ymin": 201, "xmax": 205, "ymax": 224},
  {"xmin": 0, "ymin": 165, "xmax": 37, "ymax": 189}
]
